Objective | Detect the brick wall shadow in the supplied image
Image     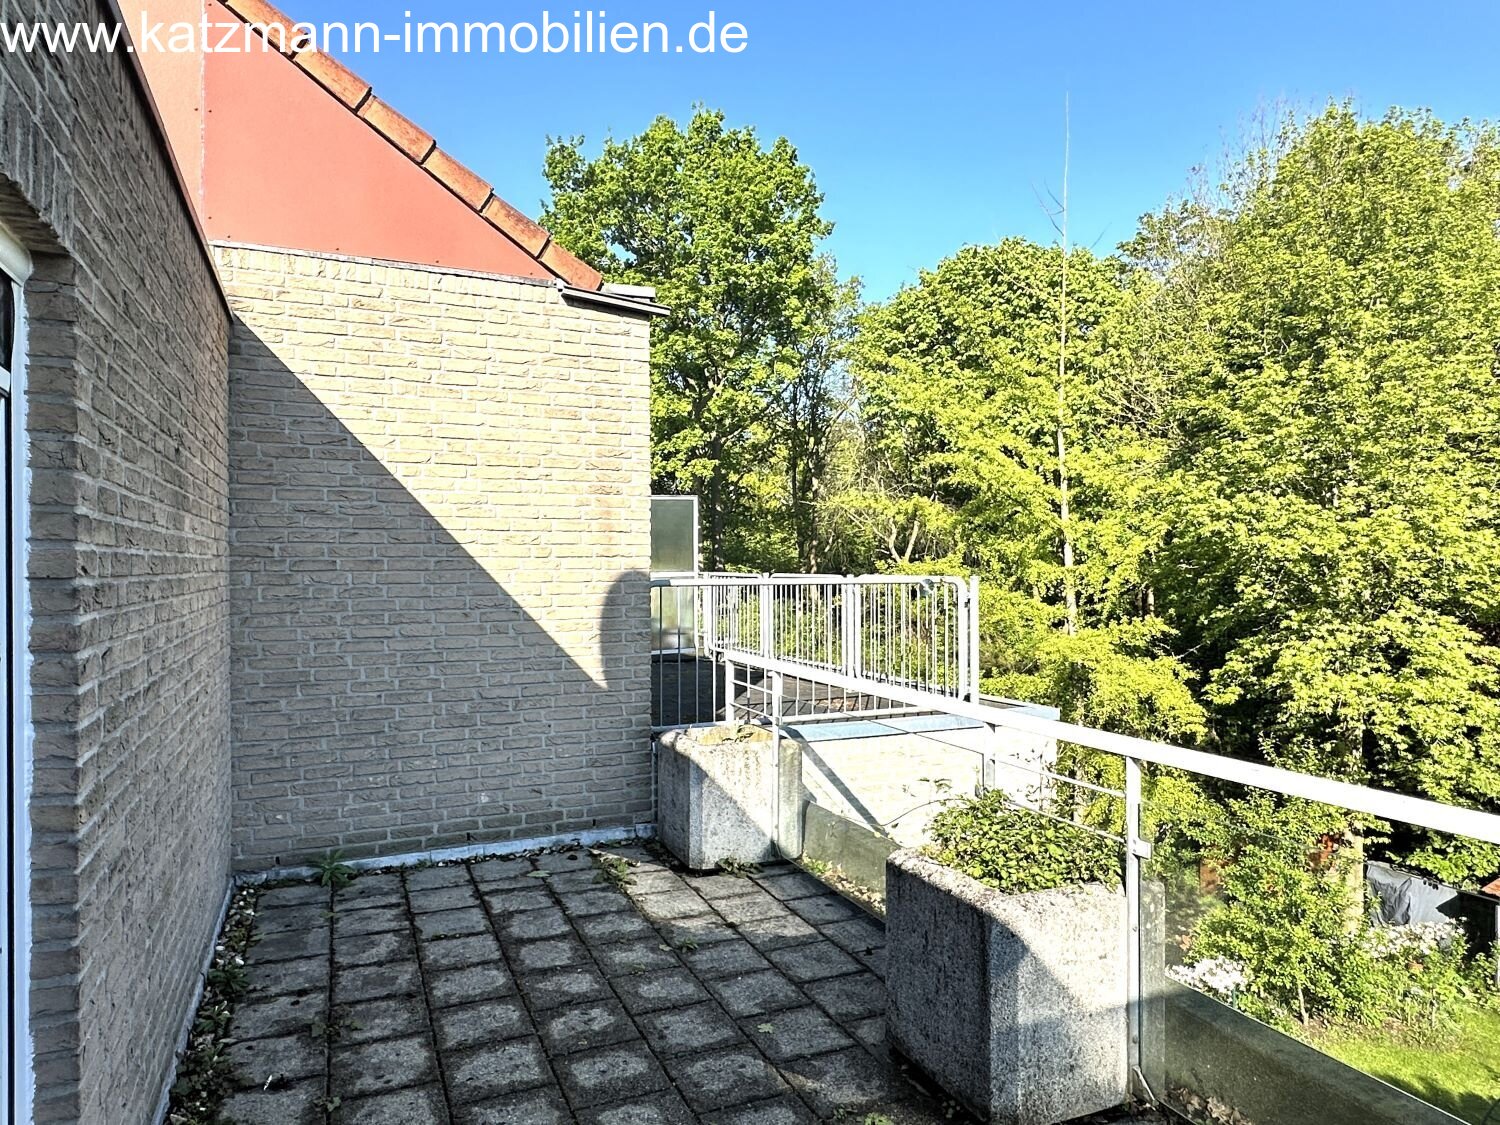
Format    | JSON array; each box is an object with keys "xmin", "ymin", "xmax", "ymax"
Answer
[{"xmin": 229, "ymin": 321, "xmax": 652, "ymax": 871}]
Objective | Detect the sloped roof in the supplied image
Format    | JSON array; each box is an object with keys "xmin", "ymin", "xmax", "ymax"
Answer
[{"xmin": 219, "ymin": 0, "xmax": 602, "ymax": 291}]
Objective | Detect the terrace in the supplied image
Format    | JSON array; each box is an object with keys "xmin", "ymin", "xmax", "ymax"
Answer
[{"xmin": 176, "ymin": 572, "xmax": 1500, "ymax": 1125}]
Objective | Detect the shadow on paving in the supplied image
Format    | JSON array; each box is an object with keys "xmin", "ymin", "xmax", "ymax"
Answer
[{"xmin": 212, "ymin": 843, "xmax": 1169, "ymax": 1125}]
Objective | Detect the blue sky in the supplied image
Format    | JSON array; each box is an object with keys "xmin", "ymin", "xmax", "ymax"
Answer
[{"xmin": 286, "ymin": 0, "xmax": 1500, "ymax": 300}]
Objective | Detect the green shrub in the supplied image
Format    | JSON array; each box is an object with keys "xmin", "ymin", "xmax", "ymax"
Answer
[{"xmin": 926, "ymin": 790, "xmax": 1122, "ymax": 894}]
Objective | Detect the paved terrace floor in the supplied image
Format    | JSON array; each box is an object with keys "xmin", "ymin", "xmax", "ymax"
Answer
[{"xmin": 214, "ymin": 843, "xmax": 1155, "ymax": 1125}]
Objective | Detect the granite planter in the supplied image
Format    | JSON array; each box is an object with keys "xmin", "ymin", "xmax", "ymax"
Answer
[
  {"xmin": 885, "ymin": 849, "xmax": 1129, "ymax": 1125},
  {"xmin": 656, "ymin": 724, "xmax": 805, "ymax": 871}
]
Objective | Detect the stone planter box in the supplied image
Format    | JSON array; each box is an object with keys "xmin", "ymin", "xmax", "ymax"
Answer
[
  {"xmin": 885, "ymin": 850, "xmax": 1128, "ymax": 1125},
  {"xmin": 656, "ymin": 724, "xmax": 804, "ymax": 871}
]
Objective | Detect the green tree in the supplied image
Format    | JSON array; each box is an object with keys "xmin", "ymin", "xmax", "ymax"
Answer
[
  {"xmin": 850, "ymin": 239, "xmax": 1204, "ymax": 739},
  {"xmin": 543, "ymin": 108, "xmax": 838, "ymax": 569},
  {"xmin": 1143, "ymin": 107, "xmax": 1500, "ymax": 880}
]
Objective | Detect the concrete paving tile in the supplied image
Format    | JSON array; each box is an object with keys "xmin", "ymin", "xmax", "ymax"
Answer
[
  {"xmin": 739, "ymin": 1005, "xmax": 854, "ymax": 1062},
  {"xmin": 230, "ymin": 991, "xmax": 328, "ymax": 1041},
  {"xmin": 684, "ymin": 874, "xmax": 763, "ymax": 901},
  {"xmin": 554, "ymin": 1040, "xmax": 670, "ymax": 1109},
  {"xmin": 331, "ymin": 1034, "xmax": 437, "ymax": 1098},
  {"xmin": 338, "ymin": 996, "xmax": 429, "ymax": 1044},
  {"xmin": 419, "ymin": 933, "xmax": 503, "ymax": 971},
  {"xmin": 245, "ymin": 954, "xmax": 329, "ymax": 998},
  {"xmin": 576, "ymin": 1091, "xmax": 696, "ymax": 1125},
  {"xmin": 454, "ymin": 1086, "xmax": 572, "ymax": 1125},
  {"xmin": 335, "ymin": 928, "xmax": 416, "ymax": 969},
  {"xmin": 679, "ymin": 939, "xmax": 771, "ymax": 980},
  {"xmin": 336, "ymin": 905, "xmax": 410, "ymax": 938},
  {"xmin": 705, "ymin": 971, "xmax": 806, "ymax": 1019},
  {"xmin": 712, "ymin": 895, "xmax": 789, "ymax": 926},
  {"xmin": 224, "ymin": 1033, "xmax": 327, "ymax": 1089},
  {"xmin": 701, "ymin": 1095, "xmax": 817, "ymax": 1125},
  {"xmin": 404, "ymin": 865, "xmax": 475, "ymax": 891},
  {"xmin": 536, "ymin": 999, "xmax": 638, "ymax": 1055},
  {"xmin": 334, "ymin": 1083, "xmax": 447, "ymax": 1125},
  {"xmin": 736, "ymin": 914, "xmax": 820, "ymax": 953},
  {"xmin": 428, "ymin": 963, "xmax": 514, "ymax": 1007},
  {"xmin": 512, "ymin": 937, "xmax": 589, "ymax": 973},
  {"xmin": 535, "ymin": 849, "xmax": 593, "ymax": 872},
  {"xmin": 219, "ymin": 1079, "xmax": 325, "ymax": 1125},
  {"xmin": 414, "ymin": 908, "xmax": 490, "ymax": 941},
  {"xmin": 446, "ymin": 1037, "xmax": 552, "ymax": 1103},
  {"xmin": 519, "ymin": 965, "xmax": 612, "ymax": 1010},
  {"xmin": 545, "ymin": 868, "xmax": 606, "ymax": 892},
  {"xmin": 468, "ymin": 857, "xmax": 534, "ymax": 884},
  {"xmin": 752, "ymin": 870, "xmax": 828, "ymax": 901},
  {"xmin": 663, "ymin": 1046, "xmax": 789, "ymax": 1112},
  {"xmin": 482, "ymin": 889, "xmax": 555, "ymax": 915},
  {"xmin": 636, "ymin": 1001, "xmax": 743, "ymax": 1057},
  {"xmin": 784, "ymin": 894, "xmax": 859, "ymax": 926},
  {"xmin": 764, "ymin": 942, "xmax": 861, "ymax": 984},
  {"xmin": 253, "ymin": 925, "xmax": 331, "ymax": 964},
  {"xmin": 257, "ymin": 903, "xmax": 334, "ymax": 935},
  {"xmin": 335, "ymin": 961, "xmax": 422, "ymax": 1004},
  {"xmin": 776, "ymin": 1046, "xmax": 910, "ymax": 1118},
  {"xmin": 817, "ymin": 917, "xmax": 885, "ymax": 955},
  {"xmin": 848, "ymin": 1015, "xmax": 885, "ymax": 1049},
  {"xmin": 336, "ymin": 874, "xmax": 406, "ymax": 911},
  {"xmin": 572, "ymin": 910, "xmax": 656, "ymax": 944},
  {"xmin": 634, "ymin": 890, "xmax": 709, "ymax": 923},
  {"xmin": 256, "ymin": 883, "xmax": 330, "ymax": 910},
  {"xmin": 856, "ymin": 945, "xmax": 887, "ymax": 979},
  {"xmin": 409, "ymin": 885, "xmax": 480, "ymax": 913},
  {"xmin": 654, "ymin": 913, "xmax": 739, "ymax": 948},
  {"xmin": 802, "ymin": 972, "xmax": 884, "ymax": 1022},
  {"xmin": 592, "ymin": 845, "xmax": 669, "ymax": 871},
  {"xmin": 589, "ymin": 938, "xmax": 679, "ymax": 978},
  {"xmin": 623, "ymin": 869, "xmax": 689, "ymax": 896},
  {"xmin": 556, "ymin": 889, "xmax": 633, "ymax": 917},
  {"xmin": 433, "ymin": 997, "xmax": 532, "ymax": 1052},
  {"xmin": 497, "ymin": 907, "xmax": 573, "ymax": 944},
  {"xmin": 611, "ymin": 968, "xmax": 709, "ymax": 1015}
]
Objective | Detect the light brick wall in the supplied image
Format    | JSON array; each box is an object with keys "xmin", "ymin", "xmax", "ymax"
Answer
[
  {"xmin": 218, "ymin": 245, "xmax": 653, "ymax": 870},
  {"xmin": 0, "ymin": 6, "xmax": 233, "ymax": 1124}
]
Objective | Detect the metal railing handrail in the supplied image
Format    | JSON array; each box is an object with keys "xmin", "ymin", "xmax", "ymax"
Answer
[{"xmin": 720, "ymin": 645, "xmax": 1500, "ymax": 847}]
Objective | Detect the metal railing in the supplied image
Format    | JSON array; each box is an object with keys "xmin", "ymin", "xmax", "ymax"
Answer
[
  {"xmin": 651, "ymin": 573, "xmax": 1500, "ymax": 1120},
  {"xmin": 650, "ymin": 573, "xmax": 979, "ymax": 730}
]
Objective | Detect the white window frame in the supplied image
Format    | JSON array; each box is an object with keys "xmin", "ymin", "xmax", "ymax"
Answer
[{"xmin": 0, "ymin": 218, "xmax": 33, "ymax": 1125}]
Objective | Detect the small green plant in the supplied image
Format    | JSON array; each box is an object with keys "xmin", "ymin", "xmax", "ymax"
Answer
[
  {"xmin": 314, "ymin": 1095, "xmax": 343, "ymax": 1113},
  {"xmin": 594, "ymin": 855, "xmax": 636, "ymax": 889},
  {"xmin": 674, "ymin": 938, "xmax": 700, "ymax": 952},
  {"xmin": 312, "ymin": 850, "xmax": 355, "ymax": 889},
  {"xmin": 309, "ymin": 1014, "xmax": 362, "ymax": 1043},
  {"xmin": 715, "ymin": 857, "xmax": 760, "ymax": 877},
  {"xmin": 801, "ymin": 858, "xmax": 831, "ymax": 877},
  {"xmin": 926, "ymin": 790, "xmax": 1122, "ymax": 894}
]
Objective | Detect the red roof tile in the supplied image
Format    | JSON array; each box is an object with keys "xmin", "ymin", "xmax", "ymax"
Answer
[
  {"xmin": 297, "ymin": 50, "xmax": 371, "ymax": 109},
  {"xmin": 422, "ymin": 149, "xmax": 492, "ymax": 210},
  {"xmin": 217, "ymin": 0, "xmax": 605, "ymax": 290},
  {"xmin": 220, "ymin": 0, "xmax": 307, "ymax": 55},
  {"xmin": 358, "ymin": 98, "xmax": 435, "ymax": 162}
]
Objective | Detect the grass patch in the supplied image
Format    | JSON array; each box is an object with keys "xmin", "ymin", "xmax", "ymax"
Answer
[{"xmin": 1310, "ymin": 1001, "xmax": 1500, "ymax": 1124}]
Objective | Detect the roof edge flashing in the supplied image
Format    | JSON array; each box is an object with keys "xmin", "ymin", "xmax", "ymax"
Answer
[{"xmin": 558, "ymin": 282, "xmax": 669, "ymax": 318}]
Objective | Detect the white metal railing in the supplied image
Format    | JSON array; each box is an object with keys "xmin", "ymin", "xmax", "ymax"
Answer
[
  {"xmin": 650, "ymin": 573, "xmax": 979, "ymax": 729},
  {"xmin": 714, "ymin": 638, "xmax": 1500, "ymax": 1110},
  {"xmin": 651, "ymin": 576, "xmax": 1500, "ymax": 1116}
]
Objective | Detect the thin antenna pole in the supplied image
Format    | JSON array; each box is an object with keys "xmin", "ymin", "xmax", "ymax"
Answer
[{"xmin": 1057, "ymin": 94, "xmax": 1078, "ymax": 635}]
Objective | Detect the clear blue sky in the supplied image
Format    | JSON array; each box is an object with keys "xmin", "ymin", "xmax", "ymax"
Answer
[{"xmin": 286, "ymin": 0, "xmax": 1500, "ymax": 300}]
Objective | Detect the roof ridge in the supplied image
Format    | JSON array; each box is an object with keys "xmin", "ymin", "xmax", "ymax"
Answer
[{"xmin": 219, "ymin": 0, "xmax": 603, "ymax": 291}]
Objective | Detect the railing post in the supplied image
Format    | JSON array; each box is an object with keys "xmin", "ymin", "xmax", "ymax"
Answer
[
  {"xmin": 967, "ymin": 575, "xmax": 981, "ymax": 702},
  {"xmin": 723, "ymin": 657, "xmax": 736, "ymax": 725},
  {"xmin": 760, "ymin": 575, "xmax": 774, "ymax": 662},
  {"xmin": 1124, "ymin": 754, "xmax": 1156, "ymax": 1099}
]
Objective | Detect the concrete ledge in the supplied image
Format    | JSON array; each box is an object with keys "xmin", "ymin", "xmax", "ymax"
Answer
[
  {"xmin": 885, "ymin": 850, "xmax": 1128, "ymax": 1124},
  {"xmin": 657, "ymin": 725, "xmax": 805, "ymax": 871}
]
